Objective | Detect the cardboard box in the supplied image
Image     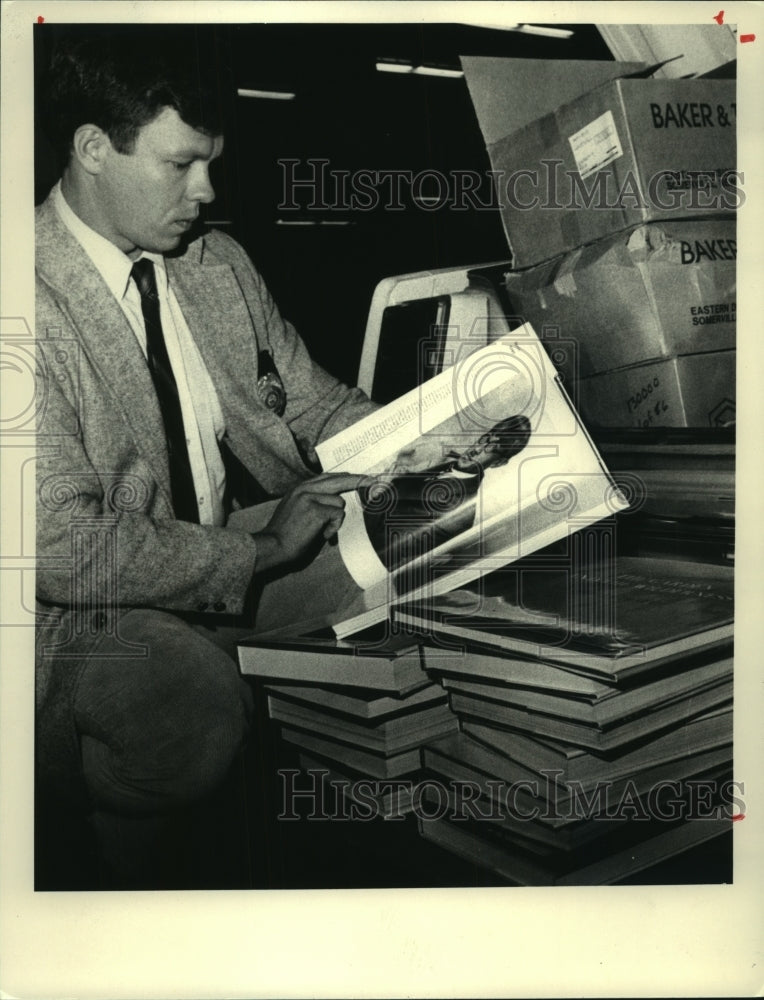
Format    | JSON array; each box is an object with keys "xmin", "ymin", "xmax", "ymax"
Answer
[
  {"xmin": 462, "ymin": 57, "xmax": 737, "ymax": 267},
  {"xmin": 504, "ymin": 219, "xmax": 736, "ymax": 379},
  {"xmin": 576, "ymin": 351, "xmax": 736, "ymax": 429}
]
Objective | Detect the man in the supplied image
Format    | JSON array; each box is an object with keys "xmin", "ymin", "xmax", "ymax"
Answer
[
  {"xmin": 35, "ymin": 28, "xmax": 376, "ymax": 888},
  {"xmin": 359, "ymin": 415, "xmax": 532, "ymax": 570}
]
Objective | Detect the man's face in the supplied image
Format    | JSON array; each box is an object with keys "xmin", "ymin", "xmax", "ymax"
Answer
[{"xmin": 90, "ymin": 107, "xmax": 223, "ymax": 258}]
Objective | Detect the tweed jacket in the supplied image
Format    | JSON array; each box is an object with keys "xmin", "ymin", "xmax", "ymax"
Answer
[{"xmin": 35, "ymin": 192, "xmax": 376, "ymax": 800}]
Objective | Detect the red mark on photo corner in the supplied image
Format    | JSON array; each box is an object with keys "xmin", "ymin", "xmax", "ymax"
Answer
[
  {"xmin": 37, "ymin": 14, "xmax": 44, "ymax": 22},
  {"xmin": 713, "ymin": 10, "xmax": 724, "ymax": 24},
  {"xmin": 740, "ymin": 33, "xmax": 756, "ymax": 43},
  {"xmin": 732, "ymin": 813, "xmax": 745, "ymax": 821}
]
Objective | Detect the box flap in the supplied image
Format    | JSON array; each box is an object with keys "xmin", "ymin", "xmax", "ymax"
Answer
[
  {"xmin": 696, "ymin": 59, "xmax": 737, "ymax": 79},
  {"xmin": 460, "ymin": 55, "xmax": 648, "ymax": 146},
  {"xmin": 618, "ymin": 55, "xmax": 685, "ymax": 79}
]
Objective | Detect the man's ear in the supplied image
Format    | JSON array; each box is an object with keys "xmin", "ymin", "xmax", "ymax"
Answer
[{"xmin": 71, "ymin": 124, "xmax": 112, "ymax": 175}]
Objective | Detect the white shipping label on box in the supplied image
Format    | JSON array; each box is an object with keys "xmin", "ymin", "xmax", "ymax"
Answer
[{"xmin": 568, "ymin": 110, "xmax": 624, "ymax": 180}]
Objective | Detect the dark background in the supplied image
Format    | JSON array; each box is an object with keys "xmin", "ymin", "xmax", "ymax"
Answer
[{"xmin": 34, "ymin": 22, "xmax": 613, "ymax": 386}]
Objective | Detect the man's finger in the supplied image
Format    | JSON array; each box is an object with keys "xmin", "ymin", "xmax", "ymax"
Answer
[{"xmin": 300, "ymin": 473, "xmax": 370, "ymax": 495}]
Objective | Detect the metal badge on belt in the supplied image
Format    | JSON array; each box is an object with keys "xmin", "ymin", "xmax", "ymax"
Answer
[{"xmin": 256, "ymin": 350, "xmax": 286, "ymax": 416}]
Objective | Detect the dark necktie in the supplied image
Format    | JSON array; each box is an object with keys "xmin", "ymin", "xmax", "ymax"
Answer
[{"xmin": 131, "ymin": 258, "xmax": 199, "ymax": 523}]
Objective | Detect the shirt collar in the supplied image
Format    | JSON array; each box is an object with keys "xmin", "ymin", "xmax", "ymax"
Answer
[{"xmin": 52, "ymin": 180, "xmax": 167, "ymax": 301}]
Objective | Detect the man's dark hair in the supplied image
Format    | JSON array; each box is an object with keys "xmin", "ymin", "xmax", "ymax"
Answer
[{"xmin": 40, "ymin": 26, "xmax": 225, "ymax": 169}]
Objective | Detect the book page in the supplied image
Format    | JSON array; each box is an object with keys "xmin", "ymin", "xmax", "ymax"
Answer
[{"xmin": 317, "ymin": 325, "xmax": 628, "ymax": 634}]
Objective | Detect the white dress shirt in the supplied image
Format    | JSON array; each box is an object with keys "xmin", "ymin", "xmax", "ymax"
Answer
[{"xmin": 53, "ymin": 182, "xmax": 227, "ymax": 526}]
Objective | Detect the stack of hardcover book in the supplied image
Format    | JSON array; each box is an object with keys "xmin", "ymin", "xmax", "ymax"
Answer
[
  {"xmin": 238, "ymin": 630, "xmax": 458, "ymax": 817},
  {"xmin": 397, "ymin": 553, "xmax": 735, "ymax": 884}
]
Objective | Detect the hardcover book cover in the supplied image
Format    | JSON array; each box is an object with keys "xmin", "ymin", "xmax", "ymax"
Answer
[{"xmin": 397, "ymin": 555, "xmax": 734, "ymax": 682}]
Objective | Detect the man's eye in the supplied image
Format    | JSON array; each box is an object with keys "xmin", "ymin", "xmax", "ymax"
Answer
[{"xmin": 171, "ymin": 161, "xmax": 192, "ymax": 171}]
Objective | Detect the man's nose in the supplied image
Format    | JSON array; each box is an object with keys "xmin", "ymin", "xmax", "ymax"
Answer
[{"xmin": 188, "ymin": 164, "xmax": 215, "ymax": 204}]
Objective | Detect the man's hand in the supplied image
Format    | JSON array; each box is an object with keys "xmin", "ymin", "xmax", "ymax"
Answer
[{"xmin": 252, "ymin": 473, "xmax": 366, "ymax": 572}]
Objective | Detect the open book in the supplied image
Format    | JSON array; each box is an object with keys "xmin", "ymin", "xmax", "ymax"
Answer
[{"xmin": 317, "ymin": 324, "xmax": 628, "ymax": 637}]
